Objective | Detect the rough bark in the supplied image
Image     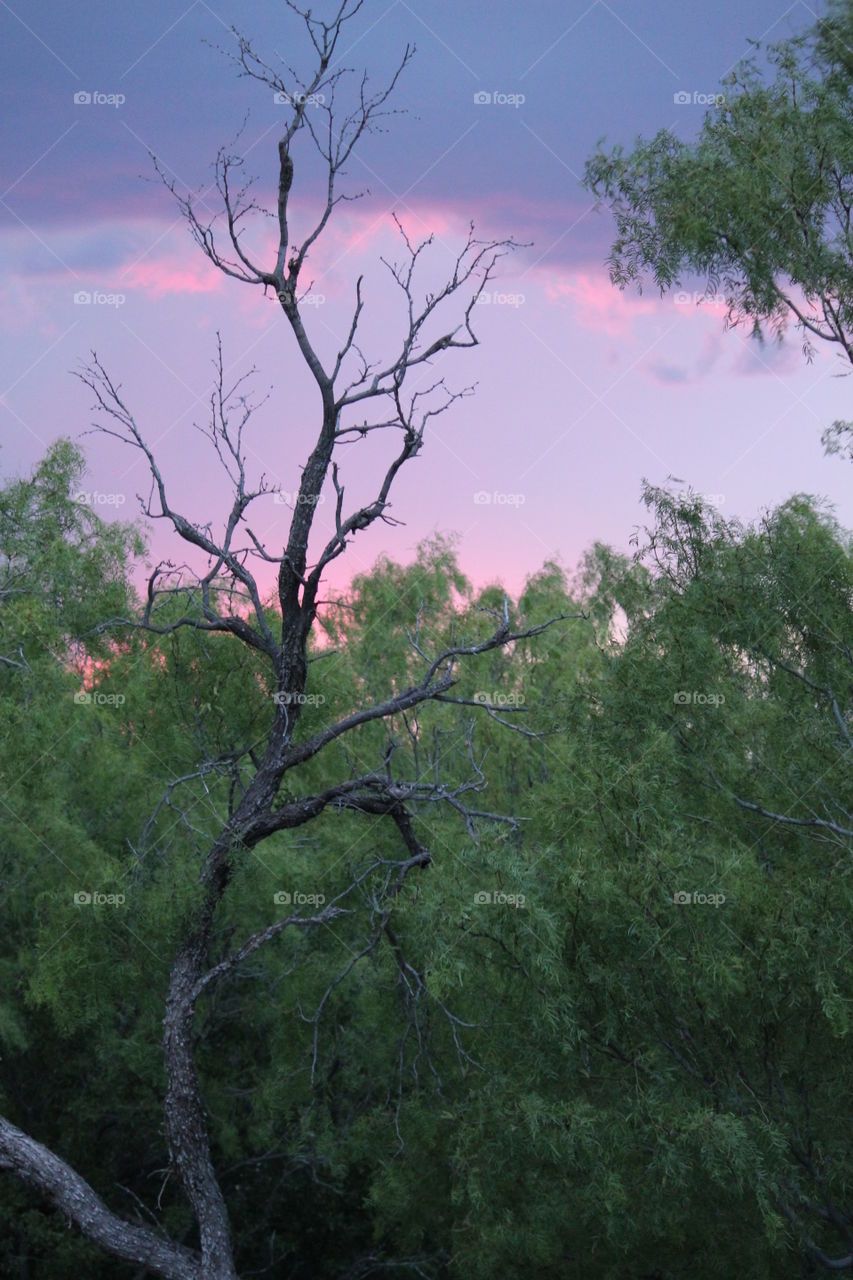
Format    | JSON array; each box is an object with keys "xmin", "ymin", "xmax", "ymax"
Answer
[{"xmin": 0, "ymin": 1116, "xmax": 202, "ymax": 1280}]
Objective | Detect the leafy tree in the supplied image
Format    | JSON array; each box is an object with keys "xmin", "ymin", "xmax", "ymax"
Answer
[
  {"xmin": 525, "ymin": 486, "xmax": 853, "ymax": 1276},
  {"xmin": 0, "ymin": 5, "xmax": 570, "ymax": 1278},
  {"xmin": 584, "ymin": 0, "xmax": 853, "ymax": 387},
  {"xmin": 319, "ymin": 488, "xmax": 853, "ymax": 1280},
  {"xmin": 5, "ymin": 451, "xmax": 853, "ymax": 1278},
  {"xmin": 0, "ymin": 442, "xmax": 152, "ymax": 1277},
  {"xmin": 7, "ymin": 7, "xmax": 853, "ymax": 1274}
]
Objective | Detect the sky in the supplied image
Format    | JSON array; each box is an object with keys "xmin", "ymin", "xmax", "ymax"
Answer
[{"xmin": 1, "ymin": 0, "xmax": 851, "ymax": 602}]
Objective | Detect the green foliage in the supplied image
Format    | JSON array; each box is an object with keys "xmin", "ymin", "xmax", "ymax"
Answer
[
  {"xmin": 3, "ymin": 443, "xmax": 853, "ymax": 1278},
  {"xmin": 584, "ymin": 0, "xmax": 853, "ymax": 364}
]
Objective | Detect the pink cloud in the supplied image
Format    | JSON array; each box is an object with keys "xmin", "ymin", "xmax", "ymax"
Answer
[
  {"xmin": 120, "ymin": 256, "xmax": 225, "ymax": 298},
  {"xmin": 294, "ymin": 200, "xmax": 460, "ymax": 278},
  {"xmin": 538, "ymin": 269, "xmax": 659, "ymax": 336}
]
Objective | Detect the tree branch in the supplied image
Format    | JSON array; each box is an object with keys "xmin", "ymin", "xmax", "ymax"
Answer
[{"xmin": 0, "ymin": 1116, "xmax": 201, "ymax": 1280}]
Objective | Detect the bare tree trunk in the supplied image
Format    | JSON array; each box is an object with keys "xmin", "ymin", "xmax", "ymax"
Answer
[
  {"xmin": 163, "ymin": 941, "xmax": 238, "ymax": 1280},
  {"xmin": 0, "ymin": 1117, "xmax": 201, "ymax": 1280},
  {"xmin": 1, "ymin": 4, "xmax": 574, "ymax": 1275}
]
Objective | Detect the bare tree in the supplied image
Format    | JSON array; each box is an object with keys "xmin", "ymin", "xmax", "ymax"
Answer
[{"xmin": 0, "ymin": 5, "xmax": 574, "ymax": 1277}]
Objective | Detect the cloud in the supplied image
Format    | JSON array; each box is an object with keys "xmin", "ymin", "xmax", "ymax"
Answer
[
  {"xmin": 0, "ymin": 222, "xmax": 142, "ymax": 280},
  {"xmin": 642, "ymin": 311, "xmax": 809, "ymax": 386},
  {"xmin": 120, "ymin": 257, "xmax": 224, "ymax": 297},
  {"xmin": 290, "ymin": 200, "xmax": 473, "ymax": 282},
  {"xmin": 537, "ymin": 268, "xmax": 659, "ymax": 336},
  {"xmin": 645, "ymin": 329, "xmax": 725, "ymax": 387},
  {"xmin": 0, "ymin": 218, "xmax": 227, "ymax": 300},
  {"xmin": 0, "ymin": 187, "xmax": 616, "ymax": 322}
]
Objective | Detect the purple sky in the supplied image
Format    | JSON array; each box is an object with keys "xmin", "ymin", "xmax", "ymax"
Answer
[{"xmin": 2, "ymin": 0, "xmax": 850, "ymax": 600}]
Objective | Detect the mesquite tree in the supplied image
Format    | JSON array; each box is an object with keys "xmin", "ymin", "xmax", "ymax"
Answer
[
  {"xmin": 0, "ymin": 4, "xmax": 570, "ymax": 1278},
  {"xmin": 583, "ymin": 0, "xmax": 853, "ymax": 459}
]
